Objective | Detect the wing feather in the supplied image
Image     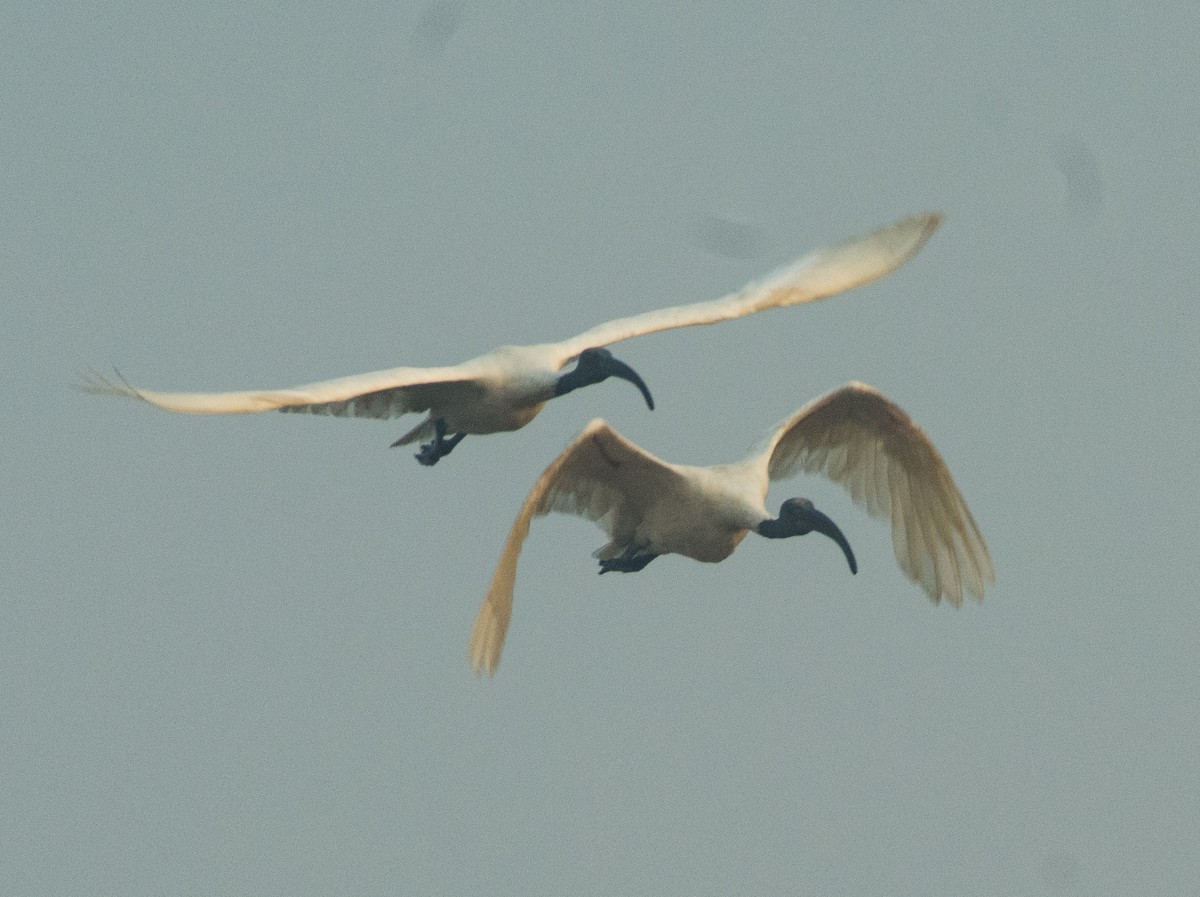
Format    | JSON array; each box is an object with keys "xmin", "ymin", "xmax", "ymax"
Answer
[
  {"xmin": 760, "ymin": 382, "xmax": 993, "ymax": 606},
  {"xmin": 470, "ymin": 420, "xmax": 678, "ymax": 675},
  {"xmin": 84, "ymin": 215, "xmax": 939, "ymax": 420},
  {"xmin": 79, "ymin": 363, "xmax": 487, "ymax": 420},
  {"xmin": 550, "ymin": 213, "xmax": 942, "ymax": 362}
]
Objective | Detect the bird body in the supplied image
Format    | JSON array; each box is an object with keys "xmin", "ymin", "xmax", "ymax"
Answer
[
  {"xmin": 384, "ymin": 345, "xmax": 558, "ymax": 442},
  {"xmin": 598, "ymin": 459, "xmax": 767, "ymax": 563},
  {"xmin": 83, "ymin": 213, "xmax": 943, "ymax": 463},
  {"xmin": 470, "ymin": 383, "xmax": 993, "ymax": 675}
]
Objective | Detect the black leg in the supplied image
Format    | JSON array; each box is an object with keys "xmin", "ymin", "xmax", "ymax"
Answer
[
  {"xmin": 415, "ymin": 419, "xmax": 467, "ymax": 466},
  {"xmin": 598, "ymin": 544, "xmax": 659, "ymax": 574}
]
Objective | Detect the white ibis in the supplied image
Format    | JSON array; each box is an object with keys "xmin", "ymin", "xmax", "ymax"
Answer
[
  {"xmin": 83, "ymin": 214, "xmax": 941, "ymax": 465},
  {"xmin": 470, "ymin": 382, "xmax": 992, "ymax": 674}
]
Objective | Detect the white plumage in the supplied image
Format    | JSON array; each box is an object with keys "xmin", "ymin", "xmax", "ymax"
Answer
[
  {"xmin": 83, "ymin": 214, "xmax": 942, "ymax": 462},
  {"xmin": 470, "ymin": 383, "xmax": 993, "ymax": 675}
]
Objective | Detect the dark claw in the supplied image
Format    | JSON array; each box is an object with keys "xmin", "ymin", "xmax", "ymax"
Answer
[
  {"xmin": 415, "ymin": 442, "xmax": 443, "ymax": 466},
  {"xmin": 412, "ymin": 420, "xmax": 465, "ymax": 466},
  {"xmin": 597, "ymin": 550, "xmax": 659, "ymax": 574}
]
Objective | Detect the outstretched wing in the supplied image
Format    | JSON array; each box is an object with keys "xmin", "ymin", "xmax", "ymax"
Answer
[
  {"xmin": 549, "ymin": 213, "xmax": 942, "ymax": 363},
  {"xmin": 79, "ymin": 362, "xmax": 489, "ymax": 420},
  {"xmin": 470, "ymin": 419, "xmax": 680, "ymax": 676},
  {"xmin": 759, "ymin": 382, "xmax": 993, "ymax": 606}
]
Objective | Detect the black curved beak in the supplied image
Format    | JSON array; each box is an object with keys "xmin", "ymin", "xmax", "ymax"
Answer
[
  {"xmin": 555, "ymin": 348, "xmax": 656, "ymax": 410},
  {"xmin": 605, "ymin": 357, "xmax": 655, "ymax": 410},
  {"xmin": 803, "ymin": 507, "xmax": 857, "ymax": 574}
]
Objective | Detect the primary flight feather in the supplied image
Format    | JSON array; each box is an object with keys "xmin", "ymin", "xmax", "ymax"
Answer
[{"xmin": 83, "ymin": 213, "xmax": 942, "ymax": 465}]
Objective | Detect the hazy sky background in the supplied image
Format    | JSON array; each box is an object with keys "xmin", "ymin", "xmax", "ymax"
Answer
[{"xmin": 4, "ymin": 2, "xmax": 1197, "ymax": 894}]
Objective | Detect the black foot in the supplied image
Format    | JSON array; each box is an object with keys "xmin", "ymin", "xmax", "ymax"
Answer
[
  {"xmin": 415, "ymin": 441, "xmax": 445, "ymax": 466},
  {"xmin": 413, "ymin": 420, "xmax": 465, "ymax": 466},
  {"xmin": 598, "ymin": 548, "xmax": 659, "ymax": 574}
]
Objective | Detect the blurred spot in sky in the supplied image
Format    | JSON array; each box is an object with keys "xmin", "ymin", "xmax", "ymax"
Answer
[
  {"xmin": 1055, "ymin": 136, "xmax": 1104, "ymax": 219},
  {"xmin": 412, "ymin": 1, "xmax": 465, "ymax": 59},
  {"xmin": 691, "ymin": 215, "xmax": 765, "ymax": 261},
  {"xmin": 1039, "ymin": 850, "xmax": 1081, "ymax": 890}
]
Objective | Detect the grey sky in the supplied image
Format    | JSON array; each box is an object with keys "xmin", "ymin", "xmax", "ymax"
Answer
[{"xmin": 4, "ymin": 2, "xmax": 1197, "ymax": 895}]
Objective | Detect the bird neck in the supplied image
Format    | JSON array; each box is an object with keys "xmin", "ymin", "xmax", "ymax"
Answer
[
  {"xmin": 756, "ymin": 516, "xmax": 795, "ymax": 540},
  {"xmin": 554, "ymin": 365, "xmax": 598, "ymax": 397}
]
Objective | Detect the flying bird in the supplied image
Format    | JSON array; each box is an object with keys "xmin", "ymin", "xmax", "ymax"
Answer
[
  {"xmin": 83, "ymin": 213, "xmax": 941, "ymax": 465},
  {"xmin": 470, "ymin": 383, "xmax": 993, "ymax": 674}
]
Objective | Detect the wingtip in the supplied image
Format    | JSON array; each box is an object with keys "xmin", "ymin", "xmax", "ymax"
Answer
[
  {"xmin": 851, "ymin": 210, "xmax": 944, "ymax": 276},
  {"xmin": 470, "ymin": 649, "xmax": 499, "ymax": 678},
  {"xmin": 919, "ymin": 210, "xmax": 944, "ymax": 240},
  {"xmin": 902, "ymin": 211, "xmax": 944, "ymax": 251},
  {"xmin": 470, "ymin": 631, "xmax": 498, "ymax": 677},
  {"xmin": 77, "ymin": 367, "xmax": 141, "ymax": 400},
  {"xmin": 469, "ymin": 600, "xmax": 505, "ymax": 678}
]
